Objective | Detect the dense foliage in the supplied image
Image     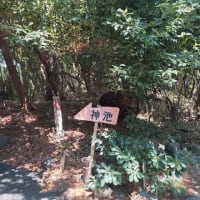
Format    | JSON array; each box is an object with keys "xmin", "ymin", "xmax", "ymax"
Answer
[
  {"xmin": 0, "ymin": 0, "xmax": 199, "ymax": 104},
  {"xmin": 88, "ymin": 126, "xmax": 191, "ymax": 197}
]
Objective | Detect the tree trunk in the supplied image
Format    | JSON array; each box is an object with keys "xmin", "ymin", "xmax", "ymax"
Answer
[
  {"xmin": 36, "ymin": 49, "xmax": 60, "ymax": 96},
  {"xmin": 189, "ymin": 76, "xmax": 200, "ymax": 120},
  {"xmin": 77, "ymin": 54, "xmax": 97, "ymax": 97},
  {"xmin": 0, "ymin": 30, "xmax": 29, "ymax": 110}
]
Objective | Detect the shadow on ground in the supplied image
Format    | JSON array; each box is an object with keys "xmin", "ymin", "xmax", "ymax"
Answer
[{"xmin": 0, "ymin": 162, "xmax": 61, "ymax": 200}]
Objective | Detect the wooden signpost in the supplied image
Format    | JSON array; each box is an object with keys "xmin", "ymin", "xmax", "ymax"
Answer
[{"xmin": 74, "ymin": 103, "xmax": 119, "ymax": 183}]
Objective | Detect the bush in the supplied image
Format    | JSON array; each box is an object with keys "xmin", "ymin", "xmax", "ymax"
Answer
[{"xmin": 88, "ymin": 127, "xmax": 190, "ymax": 197}]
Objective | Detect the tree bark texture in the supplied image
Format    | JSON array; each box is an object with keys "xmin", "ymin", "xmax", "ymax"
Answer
[
  {"xmin": 36, "ymin": 50, "xmax": 60, "ymax": 96},
  {"xmin": 0, "ymin": 30, "xmax": 28, "ymax": 110},
  {"xmin": 189, "ymin": 77, "xmax": 200, "ymax": 120},
  {"xmin": 77, "ymin": 54, "xmax": 97, "ymax": 97}
]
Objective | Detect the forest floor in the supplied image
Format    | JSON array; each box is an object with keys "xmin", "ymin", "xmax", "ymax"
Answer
[{"xmin": 0, "ymin": 95, "xmax": 200, "ymax": 200}]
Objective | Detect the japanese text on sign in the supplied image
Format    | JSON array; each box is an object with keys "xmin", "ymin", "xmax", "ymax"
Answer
[
  {"xmin": 74, "ymin": 103, "xmax": 119, "ymax": 125},
  {"xmin": 90, "ymin": 109, "xmax": 113, "ymax": 122}
]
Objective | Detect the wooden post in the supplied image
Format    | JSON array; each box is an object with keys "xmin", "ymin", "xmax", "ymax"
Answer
[
  {"xmin": 142, "ymin": 160, "xmax": 146, "ymax": 190},
  {"xmin": 85, "ymin": 122, "xmax": 99, "ymax": 182},
  {"xmin": 60, "ymin": 150, "xmax": 67, "ymax": 173}
]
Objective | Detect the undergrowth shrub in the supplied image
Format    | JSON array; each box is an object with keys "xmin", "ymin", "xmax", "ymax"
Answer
[{"xmin": 88, "ymin": 120, "xmax": 192, "ymax": 198}]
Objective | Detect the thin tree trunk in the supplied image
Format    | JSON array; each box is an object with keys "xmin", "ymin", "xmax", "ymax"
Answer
[
  {"xmin": 77, "ymin": 54, "xmax": 97, "ymax": 97},
  {"xmin": 0, "ymin": 30, "xmax": 29, "ymax": 110},
  {"xmin": 189, "ymin": 76, "xmax": 200, "ymax": 120},
  {"xmin": 36, "ymin": 49, "xmax": 59, "ymax": 96}
]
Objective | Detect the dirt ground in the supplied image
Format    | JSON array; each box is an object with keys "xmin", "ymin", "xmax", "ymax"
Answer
[{"xmin": 0, "ymin": 96, "xmax": 200, "ymax": 200}]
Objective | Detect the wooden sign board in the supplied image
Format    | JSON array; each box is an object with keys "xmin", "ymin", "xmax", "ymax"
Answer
[{"xmin": 74, "ymin": 103, "xmax": 119, "ymax": 125}]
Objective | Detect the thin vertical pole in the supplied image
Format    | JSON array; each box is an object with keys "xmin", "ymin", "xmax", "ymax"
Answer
[
  {"xmin": 142, "ymin": 160, "xmax": 146, "ymax": 190},
  {"xmin": 85, "ymin": 122, "xmax": 99, "ymax": 182}
]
